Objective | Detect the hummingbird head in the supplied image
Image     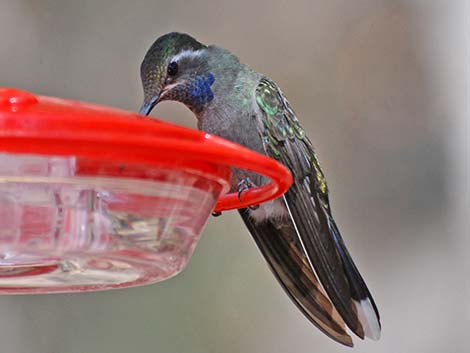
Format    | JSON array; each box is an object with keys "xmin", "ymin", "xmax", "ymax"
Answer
[{"xmin": 139, "ymin": 32, "xmax": 215, "ymax": 115}]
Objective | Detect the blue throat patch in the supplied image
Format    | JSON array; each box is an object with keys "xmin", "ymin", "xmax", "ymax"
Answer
[{"xmin": 189, "ymin": 73, "xmax": 215, "ymax": 111}]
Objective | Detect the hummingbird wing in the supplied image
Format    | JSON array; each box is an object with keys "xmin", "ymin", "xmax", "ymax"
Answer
[
  {"xmin": 239, "ymin": 207, "xmax": 353, "ymax": 346},
  {"xmin": 253, "ymin": 78, "xmax": 381, "ymax": 340}
]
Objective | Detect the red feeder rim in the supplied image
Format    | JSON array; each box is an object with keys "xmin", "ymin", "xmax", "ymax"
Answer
[{"xmin": 0, "ymin": 88, "xmax": 292, "ymax": 212}]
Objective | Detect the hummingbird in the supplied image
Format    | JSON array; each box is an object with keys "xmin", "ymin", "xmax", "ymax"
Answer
[{"xmin": 139, "ymin": 32, "xmax": 381, "ymax": 347}]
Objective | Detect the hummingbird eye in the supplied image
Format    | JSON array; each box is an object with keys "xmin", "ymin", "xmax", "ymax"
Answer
[{"xmin": 167, "ymin": 61, "xmax": 178, "ymax": 77}]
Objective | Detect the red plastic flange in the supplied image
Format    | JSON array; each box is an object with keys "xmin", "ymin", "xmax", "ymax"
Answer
[{"xmin": 0, "ymin": 88, "xmax": 293, "ymax": 212}]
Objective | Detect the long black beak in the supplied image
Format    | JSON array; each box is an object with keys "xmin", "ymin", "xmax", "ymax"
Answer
[{"xmin": 139, "ymin": 95, "xmax": 159, "ymax": 116}]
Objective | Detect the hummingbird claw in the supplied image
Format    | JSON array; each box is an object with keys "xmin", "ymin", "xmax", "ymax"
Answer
[{"xmin": 237, "ymin": 178, "xmax": 257, "ymax": 201}]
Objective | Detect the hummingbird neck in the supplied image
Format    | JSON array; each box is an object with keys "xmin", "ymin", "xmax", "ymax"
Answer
[
  {"xmin": 197, "ymin": 66, "xmax": 261, "ymax": 137},
  {"xmin": 192, "ymin": 46, "xmax": 262, "ymax": 133}
]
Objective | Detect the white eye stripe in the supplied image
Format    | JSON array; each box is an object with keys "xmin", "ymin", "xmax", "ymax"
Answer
[{"xmin": 170, "ymin": 49, "xmax": 206, "ymax": 63}]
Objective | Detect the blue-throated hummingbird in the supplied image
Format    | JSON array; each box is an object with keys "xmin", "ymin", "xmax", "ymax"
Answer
[{"xmin": 139, "ymin": 32, "xmax": 381, "ymax": 347}]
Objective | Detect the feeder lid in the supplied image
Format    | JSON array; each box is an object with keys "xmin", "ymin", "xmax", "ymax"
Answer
[{"xmin": 0, "ymin": 88, "xmax": 292, "ymax": 211}]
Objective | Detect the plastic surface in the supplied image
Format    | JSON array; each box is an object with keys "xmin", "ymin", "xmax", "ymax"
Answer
[
  {"xmin": 0, "ymin": 153, "xmax": 222, "ymax": 293},
  {"xmin": 0, "ymin": 88, "xmax": 292, "ymax": 212},
  {"xmin": 0, "ymin": 88, "xmax": 292, "ymax": 293}
]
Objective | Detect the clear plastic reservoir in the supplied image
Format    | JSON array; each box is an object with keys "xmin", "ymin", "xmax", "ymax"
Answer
[{"xmin": 0, "ymin": 153, "xmax": 224, "ymax": 293}]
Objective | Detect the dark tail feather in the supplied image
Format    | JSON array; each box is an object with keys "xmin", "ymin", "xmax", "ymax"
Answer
[
  {"xmin": 284, "ymin": 185, "xmax": 381, "ymax": 340},
  {"xmin": 284, "ymin": 189, "xmax": 363, "ymax": 337},
  {"xmin": 329, "ymin": 218, "xmax": 381, "ymax": 340},
  {"xmin": 238, "ymin": 208, "xmax": 354, "ymax": 347}
]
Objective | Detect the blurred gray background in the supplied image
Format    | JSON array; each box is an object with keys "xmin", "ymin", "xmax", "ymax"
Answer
[{"xmin": 1, "ymin": 1, "xmax": 468, "ymax": 352}]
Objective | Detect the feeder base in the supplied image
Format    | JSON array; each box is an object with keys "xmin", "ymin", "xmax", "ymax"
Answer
[{"xmin": 0, "ymin": 153, "xmax": 220, "ymax": 294}]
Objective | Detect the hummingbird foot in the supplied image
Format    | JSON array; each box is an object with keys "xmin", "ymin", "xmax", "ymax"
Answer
[{"xmin": 237, "ymin": 178, "xmax": 259, "ymax": 210}]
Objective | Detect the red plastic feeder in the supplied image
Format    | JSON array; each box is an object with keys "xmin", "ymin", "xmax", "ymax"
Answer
[{"xmin": 0, "ymin": 88, "xmax": 292, "ymax": 294}]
